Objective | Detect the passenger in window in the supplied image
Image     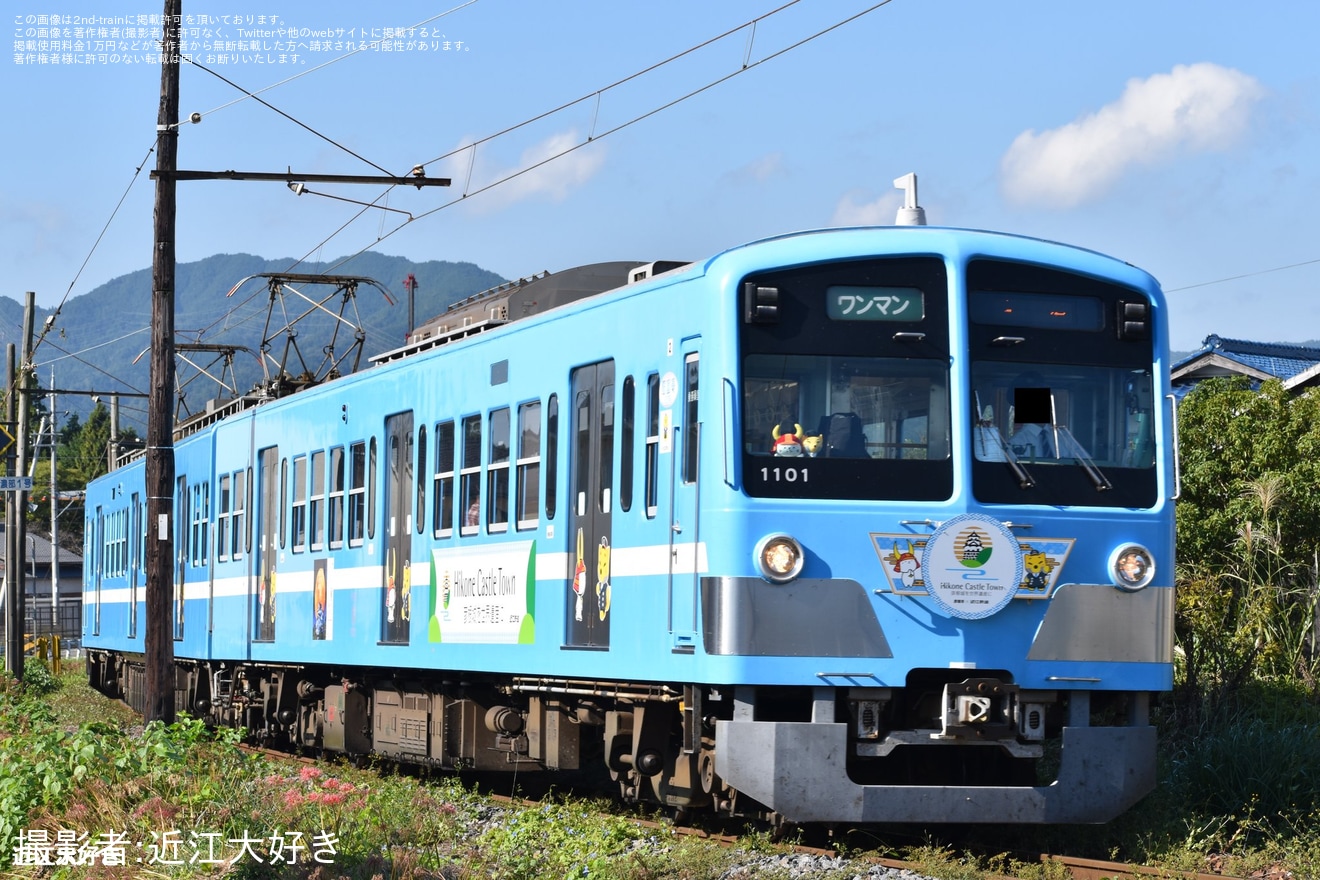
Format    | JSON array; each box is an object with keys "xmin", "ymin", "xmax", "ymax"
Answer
[{"xmin": 466, "ymin": 498, "xmax": 480, "ymax": 527}]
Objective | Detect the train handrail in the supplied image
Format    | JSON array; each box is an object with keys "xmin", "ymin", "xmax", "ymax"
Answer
[{"xmin": 1166, "ymin": 393, "xmax": 1181, "ymax": 501}]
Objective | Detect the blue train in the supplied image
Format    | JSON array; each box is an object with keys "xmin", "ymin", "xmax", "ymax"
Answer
[{"xmin": 83, "ymin": 207, "xmax": 1175, "ymax": 824}]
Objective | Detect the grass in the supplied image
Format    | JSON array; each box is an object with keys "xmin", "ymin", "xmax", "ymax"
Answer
[{"xmin": 4, "ymin": 661, "xmax": 1320, "ymax": 878}]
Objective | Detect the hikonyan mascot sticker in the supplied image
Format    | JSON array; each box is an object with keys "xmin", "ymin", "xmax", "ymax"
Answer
[
  {"xmin": 888, "ymin": 541, "xmax": 921, "ymax": 589},
  {"xmin": 386, "ymin": 547, "xmax": 397, "ymax": 624}
]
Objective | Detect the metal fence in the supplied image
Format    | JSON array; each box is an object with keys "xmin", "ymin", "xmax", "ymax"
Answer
[{"xmin": 0, "ymin": 597, "xmax": 83, "ymax": 656}]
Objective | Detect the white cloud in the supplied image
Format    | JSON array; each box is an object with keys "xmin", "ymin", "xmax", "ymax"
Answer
[
  {"xmin": 830, "ymin": 189, "xmax": 902, "ymax": 226},
  {"xmin": 1001, "ymin": 63, "xmax": 1265, "ymax": 208},
  {"xmin": 446, "ymin": 129, "xmax": 606, "ymax": 212}
]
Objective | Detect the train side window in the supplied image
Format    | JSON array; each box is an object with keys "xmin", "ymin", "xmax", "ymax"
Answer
[
  {"xmin": 620, "ymin": 376, "xmax": 635, "ymax": 513},
  {"xmin": 645, "ymin": 373, "xmax": 659, "ymax": 518},
  {"xmin": 367, "ymin": 436, "xmax": 378, "ymax": 540},
  {"xmin": 328, "ymin": 447, "xmax": 345, "ymax": 549},
  {"xmin": 488, "ymin": 407, "xmax": 510, "ymax": 532},
  {"xmin": 461, "ymin": 415, "xmax": 482, "ymax": 535},
  {"xmin": 516, "ymin": 401, "xmax": 541, "ymax": 530},
  {"xmin": 217, "ymin": 475, "xmax": 231, "ymax": 562},
  {"xmin": 433, "ymin": 421, "xmax": 455, "ymax": 537},
  {"xmin": 310, "ymin": 450, "xmax": 326, "ymax": 550},
  {"xmin": 683, "ymin": 353, "xmax": 699, "ymax": 484},
  {"xmin": 291, "ymin": 455, "xmax": 308, "ymax": 552},
  {"xmin": 348, "ymin": 441, "xmax": 366, "ymax": 547},
  {"xmin": 416, "ymin": 426, "xmax": 428, "ymax": 535},
  {"xmin": 233, "ymin": 469, "xmax": 247, "ymax": 559},
  {"xmin": 546, "ymin": 394, "xmax": 559, "ymax": 520},
  {"xmin": 191, "ymin": 481, "xmax": 209, "ymax": 568}
]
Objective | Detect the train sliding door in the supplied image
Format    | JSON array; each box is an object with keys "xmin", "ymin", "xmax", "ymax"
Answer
[
  {"xmin": 381, "ymin": 412, "xmax": 413, "ymax": 644},
  {"xmin": 566, "ymin": 360, "xmax": 614, "ymax": 648}
]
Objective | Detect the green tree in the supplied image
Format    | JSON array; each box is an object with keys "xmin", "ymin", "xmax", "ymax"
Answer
[{"xmin": 1175, "ymin": 377, "xmax": 1320, "ymax": 699}]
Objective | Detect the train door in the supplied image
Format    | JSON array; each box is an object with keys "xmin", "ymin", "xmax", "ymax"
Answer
[
  {"xmin": 668, "ymin": 346, "xmax": 701, "ymax": 647},
  {"xmin": 254, "ymin": 447, "xmax": 278, "ymax": 642},
  {"xmin": 381, "ymin": 412, "xmax": 413, "ymax": 644},
  {"xmin": 566, "ymin": 360, "xmax": 614, "ymax": 648}
]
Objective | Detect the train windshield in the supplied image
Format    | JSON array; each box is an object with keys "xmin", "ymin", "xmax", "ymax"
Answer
[
  {"xmin": 967, "ymin": 259, "xmax": 1159, "ymax": 508},
  {"xmin": 738, "ymin": 256, "xmax": 953, "ymax": 500}
]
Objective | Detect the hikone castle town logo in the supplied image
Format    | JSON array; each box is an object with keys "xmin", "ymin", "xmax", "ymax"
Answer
[{"xmin": 870, "ymin": 513, "xmax": 1074, "ymax": 620}]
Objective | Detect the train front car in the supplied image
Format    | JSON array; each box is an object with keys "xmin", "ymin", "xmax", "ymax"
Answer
[{"xmin": 700, "ymin": 227, "xmax": 1173, "ymax": 824}]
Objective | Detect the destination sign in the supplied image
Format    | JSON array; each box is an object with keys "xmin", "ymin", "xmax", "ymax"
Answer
[{"xmin": 826, "ymin": 285, "xmax": 923, "ymax": 322}]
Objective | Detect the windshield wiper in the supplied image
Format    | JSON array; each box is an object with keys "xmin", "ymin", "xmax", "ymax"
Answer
[{"xmin": 1055, "ymin": 426, "xmax": 1112, "ymax": 492}]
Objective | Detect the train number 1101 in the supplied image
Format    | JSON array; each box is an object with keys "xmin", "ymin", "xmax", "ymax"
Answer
[{"xmin": 760, "ymin": 466, "xmax": 809, "ymax": 483}]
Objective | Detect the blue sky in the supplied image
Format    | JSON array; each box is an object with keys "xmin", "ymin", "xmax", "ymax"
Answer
[{"xmin": 5, "ymin": 0, "xmax": 1319, "ymax": 353}]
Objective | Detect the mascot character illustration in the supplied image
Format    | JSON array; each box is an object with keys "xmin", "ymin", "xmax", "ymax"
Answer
[
  {"xmin": 888, "ymin": 541, "xmax": 921, "ymax": 589},
  {"xmin": 1023, "ymin": 549, "xmax": 1053, "ymax": 592},
  {"xmin": 596, "ymin": 536, "xmax": 612, "ymax": 621},
  {"xmin": 802, "ymin": 434, "xmax": 823, "ymax": 457},
  {"xmin": 771, "ymin": 423, "xmax": 805, "ymax": 457},
  {"xmin": 572, "ymin": 528, "xmax": 587, "ymax": 622}
]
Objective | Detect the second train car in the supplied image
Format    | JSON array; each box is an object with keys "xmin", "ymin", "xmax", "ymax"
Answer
[{"xmin": 84, "ymin": 208, "xmax": 1175, "ymax": 824}]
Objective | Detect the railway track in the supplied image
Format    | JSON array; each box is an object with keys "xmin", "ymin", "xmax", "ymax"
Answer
[{"xmin": 239, "ymin": 743, "xmax": 1264, "ymax": 880}]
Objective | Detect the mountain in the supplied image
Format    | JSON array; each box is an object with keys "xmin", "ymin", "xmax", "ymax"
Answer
[{"xmin": 17, "ymin": 253, "xmax": 505, "ymax": 432}]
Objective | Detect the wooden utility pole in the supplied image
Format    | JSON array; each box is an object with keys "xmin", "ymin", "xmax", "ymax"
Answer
[
  {"xmin": 145, "ymin": 0, "xmax": 181, "ymax": 724},
  {"xmin": 3, "ymin": 344, "xmax": 19, "ymax": 678}
]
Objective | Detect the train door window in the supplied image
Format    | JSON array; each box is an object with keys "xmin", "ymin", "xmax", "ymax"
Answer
[
  {"xmin": 349, "ymin": 441, "xmax": 366, "ymax": 547},
  {"xmin": 645, "ymin": 373, "xmax": 659, "ymax": 518},
  {"xmin": 217, "ymin": 475, "xmax": 231, "ymax": 562},
  {"xmin": 433, "ymin": 421, "xmax": 455, "ymax": 538},
  {"xmin": 683, "ymin": 352, "xmax": 699, "ymax": 484},
  {"xmin": 546, "ymin": 394, "xmax": 558, "ymax": 520},
  {"xmin": 175, "ymin": 476, "xmax": 187, "ymax": 640},
  {"xmin": 460, "ymin": 415, "xmax": 482, "ymax": 535},
  {"xmin": 233, "ymin": 470, "xmax": 246, "ymax": 559},
  {"xmin": 129, "ymin": 494, "xmax": 140, "ymax": 638},
  {"xmin": 516, "ymin": 401, "xmax": 541, "ymax": 530},
  {"xmin": 279, "ymin": 458, "xmax": 288, "ymax": 549},
  {"xmin": 620, "ymin": 377, "xmax": 635, "ymax": 512},
  {"xmin": 310, "ymin": 450, "xmax": 326, "ymax": 550},
  {"xmin": 600, "ymin": 380, "xmax": 615, "ymax": 513},
  {"xmin": 328, "ymin": 447, "xmax": 345, "ymax": 550},
  {"xmin": 488, "ymin": 407, "xmax": 510, "ymax": 532},
  {"xmin": 291, "ymin": 455, "xmax": 308, "ymax": 552},
  {"xmin": 367, "ymin": 436, "xmax": 378, "ymax": 540},
  {"xmin": 415, "ymin": 426, "xmax": 427, "ymax": 535}
]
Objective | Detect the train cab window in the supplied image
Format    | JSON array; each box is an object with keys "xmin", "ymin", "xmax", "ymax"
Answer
[
  {"xmin": 291, "ymin": 456, "xmax": 308, "ymax": 552},
  {"xmin": 233, "ymin": 469, "xmax": 247, "ymax": 559},
  {"xmin": 309, "ymin": 450, "xmax": 326, "ymax": 550},
  {"xmin": 738, "ymin": 256, "xmax": 953, "ymax": 501},
  {"xmin": 217, "ymin": 475, "xmax": 231, "ymax": 562},
  {"xmin": 348, "ymin": 441, "xmax": 367, "ymax": 547},
  {"xmin": 488, "ymin": 408, "xmax": 510, "ymax": 532},
  {"xmin": 460, "ymin": 415, "xmax": 482, "ymax": 535},
  {"xmin": 328, "ymin": 448, "xmax": 345, "ymax": 550},
  {"xmin": 620, "ymin": 377, "xmax": 635, "ymax": 513},
  {"xmin": 433, "ymin": 421, "xmax": 455, "ymax": 537},
  {"xmin": 967, "ymin": 259, "xmax": 1158, "ymax": 508},
  {"xmin": 416, "ymin": 426, "xmax": 427, "ymax": 535},
  {"xmin": 682, "ymin": 354, "xmax": 699, "ymax": 484},
  {"xmin": 546, "ymin": 394, "xmax": 559, "ymax": 520},
  {"xmin": 645, "ymin": 373, "xmax": 659, "ymax": 518},
  {"xmin": 516, "ymin": 402, "xmax": 541, "ymax": 530}
]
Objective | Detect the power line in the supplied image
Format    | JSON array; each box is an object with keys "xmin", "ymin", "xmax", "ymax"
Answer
[{"xmin": 1165, "ymin": 257, "xmax": 1320, "ymax": 293}]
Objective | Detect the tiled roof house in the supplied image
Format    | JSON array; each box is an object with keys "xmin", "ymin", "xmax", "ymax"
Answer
[{"xmin": 1171, "ymin": 335, "xmax": 1320, "ymax": 396}]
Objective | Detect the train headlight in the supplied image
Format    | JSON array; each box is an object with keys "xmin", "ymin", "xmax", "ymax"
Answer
[
  {"xmin": 1109, "ymin": 544, "xmax": 1155, "ymax": 591},
  {"xmin": 754, "ymin": 533, "xmax": 805, "ymax": 584}
]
